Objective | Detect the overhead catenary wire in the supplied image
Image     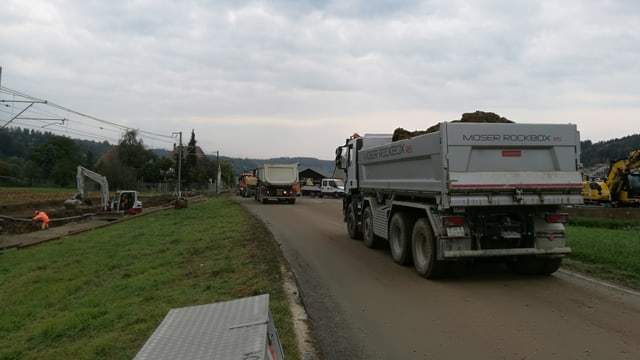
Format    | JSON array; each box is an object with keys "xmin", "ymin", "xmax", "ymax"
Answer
[{"xmin": 0, "ymin": 85, "xmax": 176, "ymax": 146}]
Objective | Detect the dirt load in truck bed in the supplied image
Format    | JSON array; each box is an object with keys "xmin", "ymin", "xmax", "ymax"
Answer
[{"xmin": 392, "ymin": 110, "xmax": 514, "ymax": 141}]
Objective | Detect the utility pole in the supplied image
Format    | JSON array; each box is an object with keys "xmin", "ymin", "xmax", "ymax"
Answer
[
  {"xmin": 215, "ymin": 150, "xmax": 220, "ymax": 194},
  {"xmin": 172, "ymin": 131, "xmax": 182, "ymax": 198}
]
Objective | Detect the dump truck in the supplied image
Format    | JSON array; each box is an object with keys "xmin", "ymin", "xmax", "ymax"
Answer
[
  {"xmin": 255, "ymin": 163, "xmax": 299, "ymax": 204},
  {"xmin": 335, "ymin": 122, "xmax": 583, "ymax": 278},
  {"xmin": 237, "ymin": 172, "xmax": 258, "ymax": 198}
]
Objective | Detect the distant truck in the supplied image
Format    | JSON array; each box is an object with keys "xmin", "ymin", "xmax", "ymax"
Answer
[
  {"xmin": 255, "ymin": 163, "xmax": 299, "ymax": 204},
  {"xmin": 300, "ymin": 178, "xmax": 345, "ymax": 198},
  {"xmin": 237, "ymin": 172, "xmax": 258, "ymax": 198},
  {"xmin": 335, "ymin": 122, "xmax": 583, "ymax": 278}
]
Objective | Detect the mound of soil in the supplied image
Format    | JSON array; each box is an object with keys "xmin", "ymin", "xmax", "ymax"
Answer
[{"xmin": 392, "ymin": 110, "xmax": 514, "ymax": 141}]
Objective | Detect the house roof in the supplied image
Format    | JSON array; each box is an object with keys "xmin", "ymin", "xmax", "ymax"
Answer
[{"xmin": 166, "ymin": 145, "xmax": 207, "ymax": 161}]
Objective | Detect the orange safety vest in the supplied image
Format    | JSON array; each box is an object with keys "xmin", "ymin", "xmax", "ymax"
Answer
[{"xmin": 33, "ymin": 212, "xmax": 49, "ymax": 223}]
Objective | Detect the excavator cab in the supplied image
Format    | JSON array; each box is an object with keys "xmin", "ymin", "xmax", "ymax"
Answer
[{"xmin": 112, "ymin": 191, "xmax": 143, "ymax": 214}]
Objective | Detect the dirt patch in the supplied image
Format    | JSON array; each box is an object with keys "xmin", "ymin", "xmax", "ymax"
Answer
[
  {"xmin": 0, "ymin": 192, "xmax": 176, "ymax": 235},
  {"xmin": 565, "ymin": 206, "xmax": 640, "ymax": 220}
]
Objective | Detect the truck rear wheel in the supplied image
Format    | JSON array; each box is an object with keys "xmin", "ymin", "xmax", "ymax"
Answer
[
  {"xmin": 346, "ymin": 203, "xmax": 362, "ymax": 240},
  {"xmin": 259, "ymin": 190, "xmax": 268, "ymax": 204},
  {"xmin": 412, "ymin": 218, "xmax": 446, "ymax": 278},
  {"xmin": 362, "ymin": 206, "xmax": 380, "ymax": 248},
  {"xmin": 509, "ymin": 257, "xmax": 562, "ymax": 275},
  {"xmin": 389, "ymin": 212, "xmax": 412, "ymax": 265}
]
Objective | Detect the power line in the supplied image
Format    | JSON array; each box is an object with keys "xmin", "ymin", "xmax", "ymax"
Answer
[{"xmin": 0, "ymin": 85, "xmax": 176, "ymax": 146}]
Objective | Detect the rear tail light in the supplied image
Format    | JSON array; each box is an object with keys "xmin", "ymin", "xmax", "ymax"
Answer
[
  {"xmin": 442, "ymin": 216, "xmax": 465, "ymax": 227},
  {"xmin": 545, "ymin": 213, "xmax": 568, "ymax": 224},
  {"xmin": 443, "ymin": 216, "xmax": 465, "ymax": 238}
]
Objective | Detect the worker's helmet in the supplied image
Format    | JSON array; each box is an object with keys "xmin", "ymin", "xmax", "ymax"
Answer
[{"xmin": 34, "ymin": 210, "xmax": 40, "ymax": 215}]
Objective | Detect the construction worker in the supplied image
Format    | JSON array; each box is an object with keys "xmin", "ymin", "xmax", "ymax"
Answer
[{"xmin": 32, "ymin": 210, "xmax": 49, "ymax": 230}]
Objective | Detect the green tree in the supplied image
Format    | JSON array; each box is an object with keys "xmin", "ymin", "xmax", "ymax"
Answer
[
  {"xmin": 28, "ymin": 136, "xmax": 82, "ymax": 186},
  {"xmin": 219, "ymin": 160, "xmax": 235, "ymax": 188},
  {"xmin": 0, "ymin": 159, "xmax": 15, "ymax": 177},
  {"xmin": 184, "ymin": 130, "xmax": 198, "ymax": 184},
  {"xmin": 118, "ymin": 130, "xmax": 154, "ymax": 169},
  {"xmin": 97, "ymin": 130, "xmax": 159, "ymax": 189}
]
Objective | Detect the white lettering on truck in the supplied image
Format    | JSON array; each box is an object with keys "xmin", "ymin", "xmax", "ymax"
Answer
[{"xmin": 463, "ymin": 134, "xmax": 560, "ymax": 142}]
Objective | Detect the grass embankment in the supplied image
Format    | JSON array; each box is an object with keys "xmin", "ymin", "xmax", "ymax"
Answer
[
  {"xmin": 566, "ymin": 217, "xmax": 640, "ymax": 290},
  {"xmin": 0, "ymin": 196, "xmax": 298, "ymax": 359}
]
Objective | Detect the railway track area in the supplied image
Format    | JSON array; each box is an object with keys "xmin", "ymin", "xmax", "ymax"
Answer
[{"xmin": 0, "ymin": 195, "xmax": 203, "ymax": 250}]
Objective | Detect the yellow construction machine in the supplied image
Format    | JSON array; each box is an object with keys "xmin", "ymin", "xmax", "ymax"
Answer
[
  {"xmin": 581, "ymin": 179, "xmax": 611, "ymax": 205},
  {"xmin": 604, "ymin": 150, "xmax": 640, "ymax": 207}
]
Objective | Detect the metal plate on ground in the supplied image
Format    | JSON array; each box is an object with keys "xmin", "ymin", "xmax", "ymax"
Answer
[{"xmin": 134, "ymin": 294, "xmax": 279, "ymax": 360}]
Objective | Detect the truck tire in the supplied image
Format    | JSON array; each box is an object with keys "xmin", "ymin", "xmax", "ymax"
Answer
[
  {"xmin": 411, "ymin": 218, "xmax": 446, "ymax": 278},
  {"xmin": 541, "ymin": 258, "xmax": 562, "ymax": 274},
  {"xmin": 362, "ymin": 206, "xmax": 380, "ymax": 248},
  {"xmin": 509, "ymin": 257, "xmax": 562, "ymax": 275},
  {"xmin": 389, "ymin": 212, "xmax": 412, "ymax": 265},
  {"xmin": 288, "ymin": 199, "xmax": 296, "ymax": 204},
  {"xmin": 259, "ymin": 190, "xmax": 268, "ymax": 204},
  {"xmin": 346, "ymin": 203, "xmax": 362, "ymax": 240}
]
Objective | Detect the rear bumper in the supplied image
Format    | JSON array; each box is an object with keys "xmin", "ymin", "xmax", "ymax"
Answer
[{"xmin": 443, "ymin": 247, "xmax": 571, "ymax": 259}]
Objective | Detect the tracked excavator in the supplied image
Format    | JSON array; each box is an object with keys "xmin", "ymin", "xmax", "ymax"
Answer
[
  {"xmin": 581, "ymin": 171, "xmax": 611, "ymax": 205},
  {"xmin": 605, "ymin": 150, "xmax": 640, "ymax": 207},
  {"xmin": 64, "ymin": 165, "xmax": 142, "ymax": 214}
]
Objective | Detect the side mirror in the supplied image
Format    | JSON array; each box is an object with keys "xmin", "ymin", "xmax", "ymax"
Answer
[{"xmin": 335, "ymin": 147, "xmax": 343, "ymax": 168}]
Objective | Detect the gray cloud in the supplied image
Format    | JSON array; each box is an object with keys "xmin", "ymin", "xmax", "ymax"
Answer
[{"xmin": 1, "ymin": 0, "xmax": 639, "ymax": 159}]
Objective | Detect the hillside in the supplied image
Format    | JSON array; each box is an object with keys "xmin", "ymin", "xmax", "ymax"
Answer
[
  {"xmin": 580, "ymin": 134, "xmax": 640, "ymax": 167},
  {"xmin": 151, "ymin": 148, "xmax": 335, "ymax": 177}
]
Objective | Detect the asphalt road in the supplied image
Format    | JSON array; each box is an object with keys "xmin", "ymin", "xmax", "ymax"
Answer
[{"xmin": 237, "ymin": 196, "xmax": 640, "ymax": 360}]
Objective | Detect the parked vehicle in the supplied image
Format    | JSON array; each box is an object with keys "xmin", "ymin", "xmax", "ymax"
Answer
[
  {"xmin": 300, "ymin": 178, "xmax": 345, "ymax": 198},
  {"xmin": 64, "ymin": 165, "xmax": 142, "ymax": 215},
  {"xmin": 255, "ymin": 163, "xmax": 299, "ymax": 204},
  {"xmin": 335, "ymin": 122, "xmax": 583, "ymax": 278}
]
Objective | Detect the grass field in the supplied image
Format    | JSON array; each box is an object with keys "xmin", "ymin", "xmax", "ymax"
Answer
[
  {"xmin": 1, "ymin": 189, "xmax": 638, "ymax": 359},
  {"xmin": 565, "ymin": 217, "xmax": 640, "ymax": 289},
  {"xmin": 0, "ymin": 196, "xmax": 299, "ymax": 360}
]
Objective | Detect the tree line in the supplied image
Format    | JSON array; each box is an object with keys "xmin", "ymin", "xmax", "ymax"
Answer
[
  {"xmin": 2, "ymin": 126, "xmax": 639, "ymax": 188},
  {"xmin": 580, "ymin": 134, "xmax": 640, "ymax": 167},
  {"xmin": 0, "ymin": 127, "xmax": 234, "ymax": 191}
]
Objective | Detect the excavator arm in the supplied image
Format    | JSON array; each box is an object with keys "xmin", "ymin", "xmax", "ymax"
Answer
[
  {"xmin": 605, "ymin": 150, "xmax": 640, "ymax": 206},
  {"xmin": 73, "ymin": 166, "xmax": 111, "ymax": 210}
]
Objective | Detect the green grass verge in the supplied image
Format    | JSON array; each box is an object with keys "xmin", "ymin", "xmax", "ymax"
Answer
[
  {"xmin": 0, "ymin": 196, "xmax": 299, "ymax": 360},
  {"xmin": 566, "ymin": 217, "xmax": 640, "ymax": 290}
]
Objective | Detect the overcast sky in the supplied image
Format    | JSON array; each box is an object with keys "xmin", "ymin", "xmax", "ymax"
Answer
[{"xmin": 1, "ymin": 0, "xmax": 639, "ymax": 160}]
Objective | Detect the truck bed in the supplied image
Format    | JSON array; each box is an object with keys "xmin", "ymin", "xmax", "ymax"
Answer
[
  {"xmin": 357, "ymin": 122, "xmax": 584, "ymax": 208},
  {"xmin": 257, "ymin": 164, "xmax": 298, "ymax": 186}
]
